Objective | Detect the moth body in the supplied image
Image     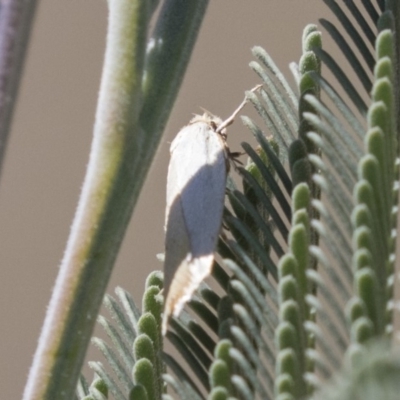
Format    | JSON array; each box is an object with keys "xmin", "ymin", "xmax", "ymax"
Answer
[
  {"xmin": 162, "ymin": 114, "xmax": 228, "ymax": 334},
  {"xmin": 162, "ymin": 85, "xmax": 262, "ymax": 334}
]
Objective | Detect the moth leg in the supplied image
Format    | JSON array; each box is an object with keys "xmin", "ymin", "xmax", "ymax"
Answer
[
  {"xmin": 221, "ymin": 218, "xmax": 230, "ymax": 232},
  {"xmin": 228, "ymin": 150, "xmax": 244, "ymax": 163},
  {"xmin": 219, "ymin": 188, "xmax": 232, "ymax": 232},
  {"xmin": 227, "ymin": 151, "xmax": 245, "ymax": 175}
]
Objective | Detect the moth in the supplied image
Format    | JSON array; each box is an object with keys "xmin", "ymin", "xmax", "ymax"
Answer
[{"xmin": 162, "ymin": 86, "xmax": 261, "ymax": 335}]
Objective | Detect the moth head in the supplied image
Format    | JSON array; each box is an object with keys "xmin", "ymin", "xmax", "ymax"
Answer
[{"xmin": 191, "ymin": 111, "xmax": 223, "ymax": 128}]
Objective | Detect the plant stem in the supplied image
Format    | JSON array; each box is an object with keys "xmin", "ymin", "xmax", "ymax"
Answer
[
  {"xmin": 0, "ymin": 0, "xmax": 38, "ymax": 177},
  {"xmin": 22, "ymin": 0, "xmax": 209, "ymax": 398},
  {"xmin": 23, "ymin": 1, "xmax": 148, "ymax": 398}
]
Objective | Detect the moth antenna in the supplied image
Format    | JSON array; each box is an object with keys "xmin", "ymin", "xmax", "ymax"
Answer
[
  {"xmin": 199, "ymin": 106, "xmax": 214, "ymax": 116},
  {"xmin": 216, "ymin": 84, "xmax": 263, "ymax": 133}
]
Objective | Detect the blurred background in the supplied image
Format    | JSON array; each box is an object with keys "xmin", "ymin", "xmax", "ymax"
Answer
[{"xmin": 0, "ymin": 1, "xmax": 332, "ymax": 398}]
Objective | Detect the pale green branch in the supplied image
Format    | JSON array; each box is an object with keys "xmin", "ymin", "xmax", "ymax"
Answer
[
  {"xmin": 0, "ymin": 0, "xmax": 38, "ymax": 177},
  {"xmin": 22, "ymin": 0, "xmax": 208, "ymax": 399}
]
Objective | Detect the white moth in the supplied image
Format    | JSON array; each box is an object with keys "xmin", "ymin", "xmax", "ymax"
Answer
[{"xmin": 162, "ymin": 86, "xmax": 261, "ymax": 335}]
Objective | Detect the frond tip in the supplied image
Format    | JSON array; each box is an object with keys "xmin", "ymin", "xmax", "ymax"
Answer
[{"xmin": 78, "ymin": 273, "xmax": 165, "ymax": 400}]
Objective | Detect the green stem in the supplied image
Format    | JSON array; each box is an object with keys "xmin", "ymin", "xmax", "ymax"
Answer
[
  {"xmin": 139, "ymin": 0, "xmax": 210, "ymax": 159},
  {"xmin": 0, "ymin": 0, "xmax": 38, "ymax": 177},
  {"xmin": 386, "ymin": 0, "xmax": 400, "ymax": 136},
  {"xmin": 23, "ymin": 0, "xmax": 209, "ymax": 398},
  {"xmin": 23, "ymin": 1, "xmax": 148, "ymax": 398}
]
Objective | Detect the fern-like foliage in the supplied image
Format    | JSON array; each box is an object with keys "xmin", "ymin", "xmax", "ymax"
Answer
[
  {"xmin": 78, "ymin": 1, "xmax": 400, "ymax": 399},
  {"xmin": 77, "ymin": 272, "xmax": 165, "ymax": 400}
]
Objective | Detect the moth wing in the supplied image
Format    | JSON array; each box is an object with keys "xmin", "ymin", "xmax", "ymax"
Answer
[
  {"xmin": 175, "ymin": 122, "xmax": 227, "ymax": 255},
  {"xmin": 163, "ymin": 122, "xmax": 227, "ymax": 333}
]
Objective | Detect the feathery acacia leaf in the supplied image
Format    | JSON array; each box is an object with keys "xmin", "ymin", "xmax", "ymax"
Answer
[{"xmin": 79, "ymin": 2, "xmax": 400, "ymax": 399}]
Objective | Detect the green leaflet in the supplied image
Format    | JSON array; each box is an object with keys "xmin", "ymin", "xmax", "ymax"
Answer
[{"xmin": 78, "ymin": 2, "xmax": 400, "ymax": 400}]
